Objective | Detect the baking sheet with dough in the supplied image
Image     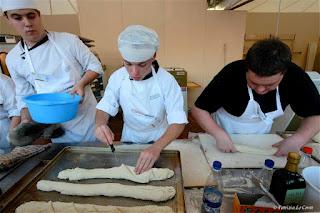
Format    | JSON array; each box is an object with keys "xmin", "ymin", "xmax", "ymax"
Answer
[
  {"xmin": 199, "ymin": 133, "xmax": 287, "ymax": 168},
  {"xmin": 117, "ymin": 140, "xmax": 211, "ymax": 188}
]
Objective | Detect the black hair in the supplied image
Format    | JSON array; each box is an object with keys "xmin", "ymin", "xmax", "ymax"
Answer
[{"xmin": 245, "ymin": 38, "xmax": 292, "ymax": 76}]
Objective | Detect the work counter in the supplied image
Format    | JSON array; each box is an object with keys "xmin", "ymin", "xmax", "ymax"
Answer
[{"xmin": 1, "ymin": 135, "xmax": 319, "ymax": 212}]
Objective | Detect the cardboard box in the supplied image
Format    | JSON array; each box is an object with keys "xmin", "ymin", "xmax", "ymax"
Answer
[
  {"xmin": 166, "ymin": 67, "xmax": 187, "ymax": 87},
  {"xmin": 233, "ymin": 193, "xmax": 281, "ymax": 213}
]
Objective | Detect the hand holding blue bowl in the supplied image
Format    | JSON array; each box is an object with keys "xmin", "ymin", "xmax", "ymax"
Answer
[{"xmin": 24, "ymin": 93, "xmax": 82, "ymax": 124}]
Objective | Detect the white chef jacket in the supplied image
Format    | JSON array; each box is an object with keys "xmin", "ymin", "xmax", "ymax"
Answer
[
  {"xmin": 0, "ymin": 74, "xmax": 19, "ymax": 148},
  {"xmin": 97, "ymin": 66, "xmax": 188, "ymax": 143},
  {"xmin": 6, "ymin": 32, "xmax": 103, "ymax": 143}
]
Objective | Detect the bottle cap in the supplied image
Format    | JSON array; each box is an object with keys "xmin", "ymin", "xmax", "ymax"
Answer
[
  {"xmin": 264, "ymin": 159, "xmax": 274, "ymax": 168},
  {"xmin": 212, "ymin": 161, "xmax": 222, "ymax": 170},
  {"xmin": 303, "ymin": 146, "xmax": 313, "ymax": 154}
]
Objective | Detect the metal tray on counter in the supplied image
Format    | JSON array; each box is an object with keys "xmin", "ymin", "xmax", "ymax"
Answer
[{"xmin": 0, "ymin": 146, "xmax": 185, "ymax": 212}]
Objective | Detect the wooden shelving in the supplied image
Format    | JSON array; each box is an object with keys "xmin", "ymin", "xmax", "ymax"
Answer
[
  {"xmin": 243, "ymin": 33, "xmax": 302, "ymax": 56},
  {"xmin": 187, "ymin": 81, "xmax": 201, "ymax": 89}
]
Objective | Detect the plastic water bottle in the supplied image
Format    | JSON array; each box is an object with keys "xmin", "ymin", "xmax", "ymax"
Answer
[
  {"xmin": 257, "ymin": 159, "xmax": 274, "ymax": 189},
  {"xmin": 299, "ymin": 146, "xmax": 313, "ymax": 169},
  {"xmin": 201, "ymin": 161, "xmax": 223, "ymax": 213}
]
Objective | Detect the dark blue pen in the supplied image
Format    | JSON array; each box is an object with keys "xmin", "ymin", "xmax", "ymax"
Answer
[{"xmin": 110, "ymin": 144, "xmax": 115, "ymax": 152}]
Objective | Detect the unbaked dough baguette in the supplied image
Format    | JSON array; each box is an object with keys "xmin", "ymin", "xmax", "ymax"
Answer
[
  {"xmin": 37, "ymin": 180, "xmax": 176, "ymax": 202},
  {"xmin": 15, "ymin": 201, "xmax": 174, "ymax": 213},
  {"xmin": 58, "ymin": 164, "xmax": 174, "ymax": 183},
  {"xmin": 313, "ymin": 132, "xmax": 320, "ymax": 143},
  {"xmin": 234, "ymin": 144, "xmax": 277, "ymax": 155}
]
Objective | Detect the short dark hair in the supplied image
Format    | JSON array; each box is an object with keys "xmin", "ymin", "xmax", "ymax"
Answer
[{"xmin": 245, "ymin": 38, "xmax": 292, "ymax": 76}]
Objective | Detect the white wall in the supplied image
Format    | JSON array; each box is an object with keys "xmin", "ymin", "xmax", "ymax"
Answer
[{"xmin": 78, "ymin": 0, "xmax": 246, "ymax": 107}]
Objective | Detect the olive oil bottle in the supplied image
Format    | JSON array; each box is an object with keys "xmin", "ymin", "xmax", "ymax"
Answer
[{"xmin": 269, "ymin": 152, "xmax": 306, "ymax": 205}]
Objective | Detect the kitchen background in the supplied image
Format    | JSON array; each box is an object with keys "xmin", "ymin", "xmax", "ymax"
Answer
[{"xmin": 1, "ymin": 0, "xmax": 319, "ymax": 108}]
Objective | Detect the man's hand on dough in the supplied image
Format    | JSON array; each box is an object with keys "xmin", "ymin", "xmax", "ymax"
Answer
[
  {"xmin": 273, "ymin": 138, "xmax": 301, "ymax": 156},
  {"xmin": 135, "ymin": 145, "xmax": 161, "ymax": 174},
  {"xmin": 215, "ymin": 136, "xmax": 237, "ymax": 153}
]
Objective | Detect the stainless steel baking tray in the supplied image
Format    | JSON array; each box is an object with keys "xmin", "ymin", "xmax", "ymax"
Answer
[{"xmin": 1, "ymin": 146, "xmax": 185, "ymax": 212}]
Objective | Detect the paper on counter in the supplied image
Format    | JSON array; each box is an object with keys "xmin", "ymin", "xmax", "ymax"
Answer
[{"xmin": 165, "ymin": 139, "xmax": 211, "ymax": 187}]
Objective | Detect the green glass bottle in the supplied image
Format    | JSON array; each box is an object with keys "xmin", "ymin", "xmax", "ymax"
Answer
[{"xmin": 269, "ymin": 152, "xmax": 306, "ymax": 205}]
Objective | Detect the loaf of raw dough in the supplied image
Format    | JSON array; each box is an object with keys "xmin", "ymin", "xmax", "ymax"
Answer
[
  {"xmin": 37, "ymin": 180, "xmax": 176, "ymax": 202},
  {"xmin": 234, "ymin": 144, "xmax": 277, "ymax": 155},
  {"xmin": 58, "ymin": 164, "xmax": 174, "ymax": 183},
  {"xmin": 312, "ymin": 132, "xmax": 320, "ymax": 143},
  {"xmin": 15, "ymin": 201, "xmax": 174, "ymax": 213}
]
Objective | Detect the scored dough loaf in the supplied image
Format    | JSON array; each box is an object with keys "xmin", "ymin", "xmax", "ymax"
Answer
[
  {"xmin": 37, "ymin": 180, "xmax": 176, "ymax": 202},
  {"xmin": 58, "ymin": 164, "xmax": 174, "ymax": 183},
  {"xmin": 15, "ymin": 201, "xmax": 174, "ymax": 213}
]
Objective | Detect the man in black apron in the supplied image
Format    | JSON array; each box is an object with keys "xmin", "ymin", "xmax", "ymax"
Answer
[{"xmin": 192, "ymin": 38, "xmax": 320, "ymax": 156}]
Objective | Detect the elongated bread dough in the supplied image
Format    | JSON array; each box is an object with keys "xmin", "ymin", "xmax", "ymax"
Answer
[
  {"xmin": 235, "ymin": 144, "xmax": 277, "ymax": 155},
  {"xmin": 313, "ymin": 132, "xmax": 320, "ymax": 143},
  {"xmin": 58, "ymin": 164, "xmax": 174, "ymax": 183},
  {"xmin": 16, "ymin": 201, "xmax": 174, "ymax": 213},
  {"xmin": 37, "ymin": 180, "xmax": 176, "ymax": 202}
]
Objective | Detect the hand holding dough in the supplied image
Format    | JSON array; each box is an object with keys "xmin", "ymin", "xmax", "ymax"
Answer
[
  {"xmin": 16, "ymin": 201, "xmax": 174, "ymax": 213},
  {"xmin": 58, "ymin": 164, "xmax": 174, "ymax": 183},
  {"xmin": 37, "ymin": 180, "xmax": 176, "ymax": 202}
]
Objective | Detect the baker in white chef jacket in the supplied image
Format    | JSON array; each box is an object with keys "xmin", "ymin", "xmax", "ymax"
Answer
[
  {"xmin": 96, "ymin": 25, "xmax": 188, "ymax": 174},
  {"xmin": 0, "ymin": 73, "xmax": 20, "ymax": 149},
  {"xmin": 2, "ymin": 0, "xmax": 103, "ymax": 143}
]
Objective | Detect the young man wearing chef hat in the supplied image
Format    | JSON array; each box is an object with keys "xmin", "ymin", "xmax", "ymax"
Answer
[
  {"xmin": 2, "ymin": 0, "xmax": 104, "ymax": 143},
  {"xmin": 191, "ymin": 38, "xmax": 320, "ymax": 156},
  {"xmin": 96, "ymin": 25, "xmax": 188, "ymax": 174}
]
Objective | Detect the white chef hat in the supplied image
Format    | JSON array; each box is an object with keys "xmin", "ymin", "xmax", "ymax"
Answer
[
  {"xmin": 1, "ymin": 0, "xmax": 39, "ymax": 13},
  {"xmin": 118, "ymin": 25, "xmax": 159, "ymax": 63}
]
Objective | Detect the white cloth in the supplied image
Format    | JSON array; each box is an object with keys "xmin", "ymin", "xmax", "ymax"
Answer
[
  {"xmin": 0, "ymin": 74, "xmax": 19, "ymax": 148},
  {"xmin": 214, "ymin": 86, "xmax": 284, "ymax": 134},
  {"xmin": 6, "ymin": 32, "xmax": 103, "ymax": 143},
  {"xmin": 1, "ymin": 0, "xmax": 38, "ymax": 13},
  {"xmin": 97, "ymin": 66, "xmax": 187, "ymax": 143}
]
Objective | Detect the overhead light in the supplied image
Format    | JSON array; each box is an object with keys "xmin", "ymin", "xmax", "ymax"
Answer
[
  {"xmin": 207, "ymin": 0, "xmax": 225, "ymax": 10},
  {"xmin": 207, "ymin": 0, "xmax": 243, "ymax": 10}
]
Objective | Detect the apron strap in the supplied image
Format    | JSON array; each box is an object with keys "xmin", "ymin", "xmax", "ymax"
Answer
[
  {"xmin": 247, "ymin": 86, "xmax": 254, "ymax": 100},
  {"xmin": 47, "ymin": 32, "xmax": 79, "ymax": 73},
  {"xmin": 24, "ymin": 42, "xmax": 37, "ymax": 75}
]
